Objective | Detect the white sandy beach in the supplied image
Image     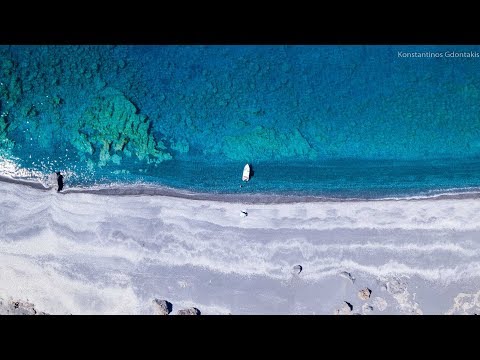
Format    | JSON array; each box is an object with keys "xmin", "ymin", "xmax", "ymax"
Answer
[{"xmin": 1, "ymin": 179, "xmax": 480, "ymax": 315}]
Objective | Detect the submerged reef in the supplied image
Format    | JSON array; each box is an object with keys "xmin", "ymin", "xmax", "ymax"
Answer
[
  {"xmin": 0, "ymin": 57, "xmax": 23, "ymax": 105},
  {"xmin": 72, "ymin": 87, "xmax": 172, "ymax": 167},
  {"xmin": 0, "ymin": 46, "xmax": 174, "ymax": 171},
  {"xmin": 0, "ymin": 111, "xmax": 14, "ymax": 156},
  {"xmin": 221, "ymin": 126, "xmax": 316, "ymax": 161},
  {"xmin": 0, "ymin": 55, "xmax": 18, "ymax": 157}
]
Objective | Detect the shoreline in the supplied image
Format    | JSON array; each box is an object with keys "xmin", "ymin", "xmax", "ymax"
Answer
[
  {"xmin": 2, "ymin": 174, "xmax": 480, "ymax": 204},
  {"xmin": 2, "ymin": 173, "xmax": 480, "ymax": 314}
]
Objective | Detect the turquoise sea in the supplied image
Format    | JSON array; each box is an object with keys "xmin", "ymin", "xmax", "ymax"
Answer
[{"xmin": 1, "ymin": 45, "xmax": 480, "ymax": 198}]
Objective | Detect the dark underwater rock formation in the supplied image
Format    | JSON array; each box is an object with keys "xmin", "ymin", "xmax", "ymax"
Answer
[{"xmin": 72, "ymin": 87, "xmax": 172, "ymax": 167}]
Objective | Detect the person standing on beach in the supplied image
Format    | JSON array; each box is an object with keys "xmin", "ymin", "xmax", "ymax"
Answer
[{"xmin": 56, "ymin": 172, "xmax": 64, "ymax": 192}]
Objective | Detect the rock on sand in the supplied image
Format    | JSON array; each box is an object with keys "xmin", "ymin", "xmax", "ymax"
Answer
[
  {"xmin": 339, "ymin": 271, "xmax": 355, "ymax": 284},
  {"xmin": 335, "ymin": 301, "xmax": 353, "ymax": 315},
  {"xmin": 0, "ymin": 297, "xmax": 48, "ymax": 315},
  {"xmin": 152, "ymin": 299, "xmax": 173, "ymax": 315},
  {"xmin": 358, "ymin": 288, "xmax": 372, "ymax": 300},
  {"xmin": 362, "ymin": 304, "xmax": 374, "ymax": 314},
  {"xmin": 177, "ymin": 307, "xmax": 201, "ymax": 315},
  {"xmin": 293, "ymin": 265, "xmax": 303, "ymax": 274}
]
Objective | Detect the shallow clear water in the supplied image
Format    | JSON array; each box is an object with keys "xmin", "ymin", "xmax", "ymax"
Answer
[{"xmin": 1, "ymin": 45, "xmax": 480, "ymax": 197}]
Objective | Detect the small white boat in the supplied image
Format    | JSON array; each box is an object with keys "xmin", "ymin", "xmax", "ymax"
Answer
[{"xmin": 242, "ymin": 164, "xmax": 250, "ymax": 181}]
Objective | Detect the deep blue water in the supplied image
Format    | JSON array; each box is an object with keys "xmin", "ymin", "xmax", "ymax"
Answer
[{"xmin": 1, "ymin": 45, "xmax": 480, "ymax": 198}]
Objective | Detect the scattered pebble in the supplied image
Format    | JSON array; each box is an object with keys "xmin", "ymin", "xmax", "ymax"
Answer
[
  {"xmin": 362, "ymin": 304, "xmax": 374, "ymax": 314},
  {"xmin": 339, "ymin": 271, "xmax": 355, "ymax": 284},
  {"xmin": 358, "ymin": 288, "xmax": 372, "ymax": 301},
  {"xmin": 293, "ymin": 265, "xmax": 303, "ymax": 274}
]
